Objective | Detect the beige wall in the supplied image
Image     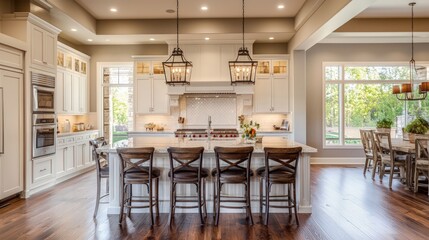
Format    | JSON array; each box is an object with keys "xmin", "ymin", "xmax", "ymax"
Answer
[
  {"xmin": 78, "ymin": 44, "xmax": 168, "ymax": 112},
  {"xmin": 306, "ymin": 43, "xmax": 429, "ymax": 157},
  {"xmin": 0, "ymin": 0, "xmax": 13, "ymax": 14},
  {"xmin": 253, "ymin": 43, "xmax": 288, "ymax": 54}
]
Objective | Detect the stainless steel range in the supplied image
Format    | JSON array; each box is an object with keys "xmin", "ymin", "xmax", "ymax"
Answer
[{"xmin": 175, "ymin": 128, "xmax": 239, "ymax": 139}]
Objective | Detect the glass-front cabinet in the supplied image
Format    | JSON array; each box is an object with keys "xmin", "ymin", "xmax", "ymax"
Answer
[
  {"xmin": 135, "ymin": 60, "xmax": 164, "ymax": 79},
  {"xmin": 256, "ymin": 59, "xmax": 287, "ymax": 76}
]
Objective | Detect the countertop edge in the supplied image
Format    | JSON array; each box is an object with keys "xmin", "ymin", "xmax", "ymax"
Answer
[{"xmin": 58, "ymin": 130, "xmax": 99, "ymax": 137}]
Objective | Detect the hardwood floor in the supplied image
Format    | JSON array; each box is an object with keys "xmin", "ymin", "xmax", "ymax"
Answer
[{"xmin": 0, "ymin": 165, "xmax": 428, "ymax": 240}]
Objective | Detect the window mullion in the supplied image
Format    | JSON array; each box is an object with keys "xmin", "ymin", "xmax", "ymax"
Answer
[{"xmin": 340, "ymin": 64, "xmax": 345, "ymax": 145}]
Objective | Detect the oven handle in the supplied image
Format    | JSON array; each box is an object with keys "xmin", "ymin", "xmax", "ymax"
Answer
[{"xmin": 33, "ymin": 124, "xmax": 56, "ymax": 130}]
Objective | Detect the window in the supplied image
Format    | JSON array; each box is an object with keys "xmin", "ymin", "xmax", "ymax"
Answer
[{"xmin": 323, "ymin": 62, "xmax": 429, "ymax": 148}]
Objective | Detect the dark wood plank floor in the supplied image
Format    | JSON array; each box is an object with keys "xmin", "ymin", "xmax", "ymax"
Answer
[{"xmin": 0, "ymin": 165, "xmax": 428, "ymax": 240}]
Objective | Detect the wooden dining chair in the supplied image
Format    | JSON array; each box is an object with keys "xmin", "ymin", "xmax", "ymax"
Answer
[
  {"xmin": 373, "ymin": 132, "xmax": 407, "ymax": 188},
  {"xmin": 117, "ymin": 147, "xmax": 160, "ymax": 225},
  {"xmin": 212, "ymin": 146, "xmax": 254, "ymax": 226},
  {"xmin": 414, "ymin": 138, "xmax": 429, "ymax": 194},
  {"xmin": 360, "ymin": 129, "xmax": 376, "ymax": 175},
  {"xmin": 90, "ymin": 137, "xmax": 108, "ymax": 218}
]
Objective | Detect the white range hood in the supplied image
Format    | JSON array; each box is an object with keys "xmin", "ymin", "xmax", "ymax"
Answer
[{"xmin": 167, "ymin": 81, "xmax": 254, "ymax": 95}]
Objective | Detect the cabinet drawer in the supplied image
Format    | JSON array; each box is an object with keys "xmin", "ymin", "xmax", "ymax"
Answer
[
  {"xmin": 57, "ymin": 136, "xmax": 75, "ymax": 146},
  {"xmin": 33, "ymin": 157, "xmax": 54, "ymax": 183},
  {"xmin": 75, "ymin": 135, "xmax": 84, "ymax": 142}
]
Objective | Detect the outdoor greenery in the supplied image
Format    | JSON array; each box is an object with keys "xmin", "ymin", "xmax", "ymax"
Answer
[
  {"xmin": 325, "ymin": 64, "xmax": 429, "ymax": 145},
  {"xmin": 405, "ymin": 117, "xmax": 429, "ymax": 134},
  {"xmin": 376, "ymin": 118, "xmax": 393, "ymax": 129}
]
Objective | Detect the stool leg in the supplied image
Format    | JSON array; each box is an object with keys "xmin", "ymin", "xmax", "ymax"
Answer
[
  {"xmin": 264, "ymin": 180, "xmax": 270, "ymax": 225},
  {"xmin": 149, "ymin": 180, "xmax": 154, "ymax": 226},
  {"xmin": 293, "ymin": 182, "xmax": 300, "ymax": 226},
  {"xmin": 213, "ymin": 179, "xmax": 217, "ymax": 219},
  {"xmin": 203, "ymin": 178, "xmax": 207, "ymax": 218},
  {"xmin": 169, "ymin": 181, "xmax": 174, "ymax": 225},
  {"xmin": 287, "ymin": 184, "xmax": 292, "ymax": 216},
  {"xmin": 197, "ymin": 180, "xmax": 205, "ymax": 225},
  {"xmin": 127, "ymin": 185, "xmax": 132, "ymax": 217},
  {"xmin": 119, "ymin": 183, "xmax": 126, "ymax": 224},
  {"xmin": 93, "ymin": 175, "xmax": 101, "ymax": 218},
  {"xmin": 246, "ymin": 181, "xmax": 254, "ymax": 225},
  {"xmin": 215, "ymin": 181, "xmax": 221, "ymax": 226},
  {"xmin": 155, "ymin": 178, "xmax": 159, "ymax": 217},
  {"xmin": 259, "ymin": 177, "xmax": 263, "ymax": 218}
]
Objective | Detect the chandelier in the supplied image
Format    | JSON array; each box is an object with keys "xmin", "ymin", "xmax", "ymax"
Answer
[
  {"xmin": 229, "ymin": 0, "xmax": 257, "ymax": 85},
  {"xmin": 163, "ymin": 0, "xmax": 192, "ymax": 85},
  {"xmin": 392, "ymin": 2, "xmax": 428, "ymax": 100}
]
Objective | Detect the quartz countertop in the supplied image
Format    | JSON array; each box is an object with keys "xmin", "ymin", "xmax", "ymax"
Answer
[
  {"xmin": 98, "ymin": 136, "xmax": 317, "ymax": 154},
  {"xmin": 58, "ymin": 129, "xmax": 99, "ymax": 137}
]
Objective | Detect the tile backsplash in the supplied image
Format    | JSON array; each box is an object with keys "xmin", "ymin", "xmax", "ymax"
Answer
[{"xmin": 135, "ymin": 94, "xmax": 290, "ymax": 131}]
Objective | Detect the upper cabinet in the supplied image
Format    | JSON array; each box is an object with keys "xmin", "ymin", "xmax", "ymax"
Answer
[
  {"xmin": 253, "ymin": 56, "xmax": 289, "ymax": 114},
  {"xmin": 133, "ymin": 57, "xmax": 169, "ymax": 114},
  {"xmin": 56, "ymin": 42, "xmax": 90, "ymax": 114},
  {"xmin": 1, "ymin": 13, "xmax": 61, "ymax": 74}
]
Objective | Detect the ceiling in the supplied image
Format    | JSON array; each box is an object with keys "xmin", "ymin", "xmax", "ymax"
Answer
[
  {"xmin": 74, "ymin": 0, "xmax": 306, "ymax": 19},
  {"xmin": 357, "ymin": 0, "xmax": 429, "ymax": 18}
]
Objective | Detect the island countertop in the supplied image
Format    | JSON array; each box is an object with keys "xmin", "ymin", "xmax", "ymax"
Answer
[{"xmin": 98, "ymin": 136, "xmax": 317, "ymax": 154}]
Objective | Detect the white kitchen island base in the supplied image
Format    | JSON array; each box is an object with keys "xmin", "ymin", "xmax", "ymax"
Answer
[{"xmin": 99, "ymin": 137, "xmax": 317, "ymax": 214}]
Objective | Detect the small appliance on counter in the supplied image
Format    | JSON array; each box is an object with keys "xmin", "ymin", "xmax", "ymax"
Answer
[
  {"xmin": 62, "ymin": 119, "xmax": 71, "ymax": 133},
  {"xmin": 72, "ymin": 122, "xmax": 86, "ymax": 132},
  {"xmin": 280, "ymin": 119, "xmax": 289, "ymax": 131}
]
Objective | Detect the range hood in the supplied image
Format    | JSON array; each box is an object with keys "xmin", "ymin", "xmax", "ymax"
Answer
[{"xmin": 167, "ymin": 81, "xmax": 254, "ymax": 95}]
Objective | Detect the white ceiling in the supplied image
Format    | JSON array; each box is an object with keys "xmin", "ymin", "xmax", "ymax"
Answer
[
  {"xmin": 357, "ymin": 0, "xmax": 429, "ymax": 18},
  {"xmin": 74, "ymin": 0, "xmax": 305, "ymax": 19}
]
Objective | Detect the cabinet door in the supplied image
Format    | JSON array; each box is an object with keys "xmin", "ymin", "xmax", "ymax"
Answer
[
  {"xmin": 30, "ymin": 25, "xmax": 44, "ymax": 67},
  {"xmin": 135, "ymin": 61, "xmax": 151, "ymax": 78},
  {"xmin": 43, "ymin": 31, "xmax": 56, "ymax": 70},
  {"xmin": 152, "ymin": 78, "xmax": 169, "ymax": 114},
  {"xmin": 200, "ymin": 45, "xmax": 220, "ymax": 82},
  {"xmin": 63, "ymin": 72, "xmax": 72, "ymax": 113},
  {"xmin": 56, "ymin": 146, "xmax": 67, "ymax": 176},
  {"xmin": 56, "ymin": 70, "xmax": 65, "ymax": 113},
  {"xmin": 0, "ymin": 70, "xmax": 23, "ymax": 198},
  {"xmin": 256, "ymin": 60, "xmax": 271, "ymax": 77},
  {"xmin": 65, "ymin": 146, "xmax": 75, "ymax": 172},
  {"xmin": 182, "ymin": 45, "xmax": 201, "ymax": 82},
  {"xmin": 75, "ymin": 144, "xmax": 84, "ymax": 169},
  {"xmin": 82, "ymin": 142, "xmax": 91, "ymax": 165},
  {"xmin": 272, "ymin": 77, "xmax": 289, "ymax": 113},
  {"xmin": 253, "ymin": 77, "xmax": 272, "ymax": 113},
  {"xmin": 136, "ymin": 78, "xmax": 152, "ymax": 114},
  {"xmin": 152, "ymin": 61, "xmax": 165, "ymax": 80},
  {"xmin": 79, "ymin": 76, "xmax": 87, "ymax": 113},
  {"xmin": 71, "ymin": 74, "xmax": 80, "ymax": 113}
]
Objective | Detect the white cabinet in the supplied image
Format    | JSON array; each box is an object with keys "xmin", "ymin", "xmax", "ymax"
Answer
[
  {"xmin": 56, "ymin": 42, "xmax": 90, "ymax": 114},
  {"xmin": 0, "ymin": 67, "xmax": 24, "ymax": 200},
  {"xmin": 253, "ymin": 57, "xmax": 289, "ymax": 113},
  {"xmin": 32, "ymin": 155, "xmax": 55, "ymax": 184},
  {"xmin": 134, "ymin": 58, "xmax": 169, "ymax": 114},
  {"xmin": 56, "ymin": 131, "xmax": 98, "ymax": 180},
  {"xmin": 30, "ymin": 24, "xmax": 56, "ymax": 71}
]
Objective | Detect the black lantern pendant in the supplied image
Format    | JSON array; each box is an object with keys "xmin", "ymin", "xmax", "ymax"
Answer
[
  {"xmin": 229, "ymin": 0, "xmax": 257, "ymax": 85},
  {"xmin": 163, "ymin": 0, "xmax": 192, "ymax": 85}
]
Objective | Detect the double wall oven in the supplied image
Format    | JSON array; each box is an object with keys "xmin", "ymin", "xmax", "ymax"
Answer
[{"xmin": 32, "ymin": 72, "xmax": 56, "ymax": 158}]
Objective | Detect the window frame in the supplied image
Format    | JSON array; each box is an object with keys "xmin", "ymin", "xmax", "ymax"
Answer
[{"xmin": 322, "ymin": 61, "xmax": 429, "ymax": 149}]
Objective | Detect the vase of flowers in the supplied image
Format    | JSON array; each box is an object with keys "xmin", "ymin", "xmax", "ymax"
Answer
[{"xmin": 240, "ymin": 120, "xmax": 260, "ymax": 144}]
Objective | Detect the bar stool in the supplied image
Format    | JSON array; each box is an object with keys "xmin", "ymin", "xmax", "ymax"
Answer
[
  {"xmin": 89, "ymin": 137, "xmax": 108, "ymax": 218},
  {"xmin": 257, "ymin": 147, "xmax": 302, "ymax": 225},
  {"xmin": 167, "ymin": 147, "xmax": 208, "ymax": 225},
  {"xmin": 212, "ymin": 146, "xmax": 254, "ymax": 226},
  {"xmin": 117, "ymin": 147, "xmax": 160, "ymax": 225}
]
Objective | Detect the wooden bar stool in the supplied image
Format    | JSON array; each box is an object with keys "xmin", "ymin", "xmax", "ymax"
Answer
[
  {"xmin": 117, "ymin": 147, "xmax": 160, "ymax": 225},
  {"xmin": 167, "ymin": 147, "xmax": 208, "ymax": 225},
  {"xmin": 89, "ymin": 137, "xmax": 108, "ymax": 218},
  {"xmin": 257, "ymin": 147, "xmax": 302, "ymax": 225},
  {"xmin": 212, "ymin": 146, "xmax": 254, "ymax": 226}
]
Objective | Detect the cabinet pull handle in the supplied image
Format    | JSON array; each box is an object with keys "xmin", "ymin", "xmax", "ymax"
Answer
[{"xmin": 40, "ymin": 168, "xmax": 47, "ymax": 172}]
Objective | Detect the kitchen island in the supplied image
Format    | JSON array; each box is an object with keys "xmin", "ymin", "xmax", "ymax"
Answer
[{"xmin": 98, "ymin": 136, "xmax": 317, "ymax": 214}]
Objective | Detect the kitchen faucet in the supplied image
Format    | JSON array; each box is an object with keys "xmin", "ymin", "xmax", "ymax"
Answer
[{"xmin": 207, "ymin": 116, "xmax": 212, "ymax": 137}]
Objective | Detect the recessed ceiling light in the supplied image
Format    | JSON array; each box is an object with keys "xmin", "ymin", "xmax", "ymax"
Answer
[
  {"xmin": 110, "ymin": 8, "xmax": 117, "ymax": 12},
  {"xmin": 277, "ymin": 5, "xmax": 284, "ymax": 9},
  {"xmin": 71, "ymin": 28, "xmax": 77, "ymax": 32},
  {"xmin": 87, "ymin": 39, "xmax": 93, "ymax": 42},
  {"xmin": 201, "ymin": 6, "xmax": 208, "ymax": 11},
  {"xmin": 269, "ymin": 37, "xmax": 274, "ymax": 40},
  {"xmin": 105, "ymin": 39, "xmax": 110, "ymax": 42},
  {"xmin": 205, "ymin": 37, "xmax": 210, "ymax": 40},
  {"xmin": 149, "ymin": 38, "xmax": 155, "ymax": 41}
]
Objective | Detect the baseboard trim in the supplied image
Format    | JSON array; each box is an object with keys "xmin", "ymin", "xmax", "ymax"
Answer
[{"xmin": 311, "ymin": 157, "xmax": 365, "ymax": 165}]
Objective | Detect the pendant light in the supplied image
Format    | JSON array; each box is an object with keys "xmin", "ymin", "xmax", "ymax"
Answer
[
  {"xmin": 392, "ymin": 2, "xmax": 428, "ymax": 100},
  {"xmin": 163, "ymin": 0, "xmax": 192, "ymax": 85},
  {"xmin": 229, "ymin": 0, "xmax": 258, "ymax": 85}
]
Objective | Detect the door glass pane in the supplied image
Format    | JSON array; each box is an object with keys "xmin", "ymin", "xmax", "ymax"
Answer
[
  {"xmin": 136, "ymin": 61, "xmax": 150, "ymax": 75},
  {"xmin": 153, "ymin": 61, "xmax": 164, "ymax": 75},
  {"xmin": 325, "ymin": 84, "xmax": 340, "ymax": 145},
  {"xmin": 257, "ymin": 60, "xmax": 270, "ymax": 74},
  {"xmin": 272, "ymin": 60, "xmax": 287, "ymax": 74}
]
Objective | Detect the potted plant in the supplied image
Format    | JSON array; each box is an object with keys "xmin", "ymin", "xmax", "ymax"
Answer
[
  {"xmin": 404, "ymin": 117, "xmax": 429, "ymax": 143},
  {"xmin": 240, "ymin": 120, "xmax": 260, "ymax": 143},
  {"xmin": 376, "ymin": 118, "xmax": 393, "ymax": 133}
]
